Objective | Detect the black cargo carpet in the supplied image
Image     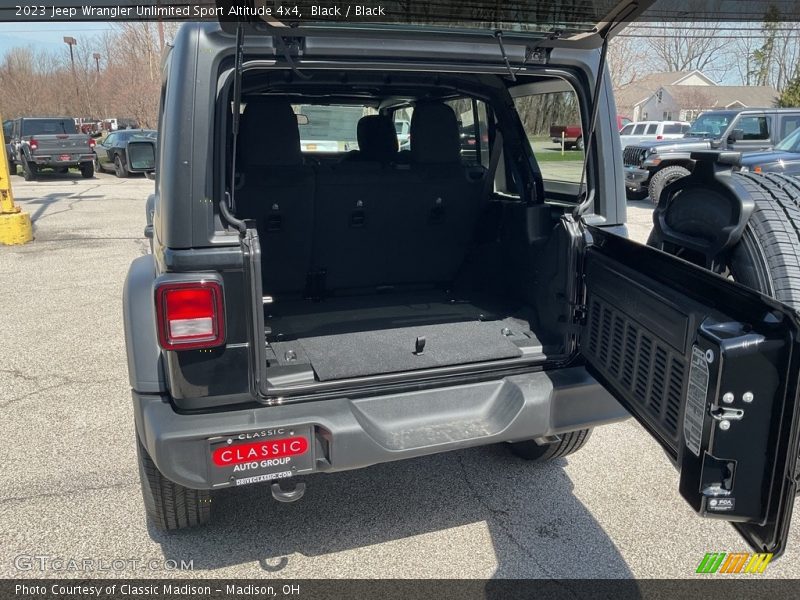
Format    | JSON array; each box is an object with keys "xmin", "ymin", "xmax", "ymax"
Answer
[{"xmin": 291, "ymin": 321, "xmax": 523, "ymax": 381}]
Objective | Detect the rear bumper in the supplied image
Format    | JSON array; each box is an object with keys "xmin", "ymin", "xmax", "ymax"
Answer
[
  {"xmin": 624, "ymin": 166, "xmax": 650, "ymax": 191},
  {"xmin": 30, "ymin": 154, "xmax": 94, "ymax": 166},
  {"xmin": 133, "ymin": 367, "xmax": 629, "ymax": 490}
]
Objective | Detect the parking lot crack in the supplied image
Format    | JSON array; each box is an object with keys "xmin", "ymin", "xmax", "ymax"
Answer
[{"xmin": 0, "ymin": 480, "xmax": 138, "ymax": 506}]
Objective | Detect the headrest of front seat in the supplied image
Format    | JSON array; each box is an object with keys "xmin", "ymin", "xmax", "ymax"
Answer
[
  {"xmin": 410, "ymin": 102, "xmax": 461, "ymax": 164},
  {"xmin": 239, "ymin": 98, "xmax": 302, "ymax": 167},
  {"xmin": 356, "ymin": 115, "xmax": 399, "ymax": 162}
]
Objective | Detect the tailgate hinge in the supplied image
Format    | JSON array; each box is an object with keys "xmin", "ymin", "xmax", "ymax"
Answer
[{"xmin": 572, "ymin": 302, "xmax": 588, "ymax": 326}]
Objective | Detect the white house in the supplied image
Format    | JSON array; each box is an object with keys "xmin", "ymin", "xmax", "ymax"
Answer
[{"xmin": 615, "ymin": 70, "xmax": 778, "ymax": 122}]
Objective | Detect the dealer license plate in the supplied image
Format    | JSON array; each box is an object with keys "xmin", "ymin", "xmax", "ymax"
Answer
[{"xmin": 207, "ymin": 426, "xmax": 315, "ymax": 487}]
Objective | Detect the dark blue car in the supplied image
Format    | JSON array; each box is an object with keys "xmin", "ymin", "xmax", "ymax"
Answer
[{"xmin": 738, "ymin": 126, "xmax": 800, "ymax": 175}]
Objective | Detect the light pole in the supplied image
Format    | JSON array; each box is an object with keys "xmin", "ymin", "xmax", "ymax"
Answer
[
  {"xmin": 63, "ymin": 36, "xmax": 80, "ymax": 113},
  {"xmin": 93, "ymin": 53, "xmax": 101, "ymax": 73}
]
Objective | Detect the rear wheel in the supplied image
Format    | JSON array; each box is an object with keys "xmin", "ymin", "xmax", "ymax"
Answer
[
  {"xmin": 80, "ymin": 162, "xmax": 94, "ymax": 179},
  {"xmin": 22, "ymin": 158, "xmax": 37, "ymax": 181},
  {"xmin": 648, "ymin": 165, "xmax": 690, "ymax": 204},
  {"xmin": 575, "ymin": 136, "xmax": 584, "ymax": 151},
  {"xmin": 114, "ymin": 154, "xmax": 128, "ymax": 178},
  {"xmin": 136, "ymin": 436, "xmax": 212, "ymax": 531},
  {"xmin": 508, "ymin": 429, "xmax": 592, "ymax": 463}
]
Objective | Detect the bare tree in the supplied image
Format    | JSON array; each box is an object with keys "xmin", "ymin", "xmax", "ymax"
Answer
[{"xmin": 640, "ymin": 22, "xmax": 732, "ymax": 82}]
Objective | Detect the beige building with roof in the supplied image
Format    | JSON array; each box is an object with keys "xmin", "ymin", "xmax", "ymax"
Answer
[{"xmin": 615, "ymin": 70, "xmax": 778, "ymax": 123}]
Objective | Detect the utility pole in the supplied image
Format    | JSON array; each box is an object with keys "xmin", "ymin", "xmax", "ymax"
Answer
[
  {"xmin": 93, "ymin": 53, "xmax": 101, "ymax": 73},
  {"xmin": 63, "ymin": 36, "xmax": 80, "ymax": 114}
]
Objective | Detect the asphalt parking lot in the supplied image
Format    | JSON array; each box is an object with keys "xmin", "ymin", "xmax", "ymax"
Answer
[{"xmin": 1, "ymin": 172, "xmax": 799, "ymax": 579}]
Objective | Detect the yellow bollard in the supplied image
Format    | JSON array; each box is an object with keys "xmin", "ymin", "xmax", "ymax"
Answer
[{"xmin": 0, "ymin": 116, "xmax": 33, "ymax": 245}]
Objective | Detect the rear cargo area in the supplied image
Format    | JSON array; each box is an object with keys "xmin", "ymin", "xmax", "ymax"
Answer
[
  {"xmin": 266, "ymin": 290, "xmax": 549, "ymax": 381},
  {"xmin": 233, "ymin": 96, "xmax": 574, "ymax": 386}
]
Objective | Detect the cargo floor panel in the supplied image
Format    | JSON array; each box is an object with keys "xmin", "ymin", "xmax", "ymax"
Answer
[{"xmin": 265, "ymin": 291, "xmax": 544, "ymax": 381}]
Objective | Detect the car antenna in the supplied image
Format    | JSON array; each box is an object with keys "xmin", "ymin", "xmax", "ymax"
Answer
[
  {"xmin": 221, "ymin": 20, "xmax": 248, "ymax": 235},
  {"xmin": 494, "ymin": 31, "xmax": 517, "ymax": 82}
]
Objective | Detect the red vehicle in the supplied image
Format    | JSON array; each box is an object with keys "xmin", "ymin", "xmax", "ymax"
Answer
[{"xmin": 550, "ymin": 115, "xmax": 631, "ymax": 150}]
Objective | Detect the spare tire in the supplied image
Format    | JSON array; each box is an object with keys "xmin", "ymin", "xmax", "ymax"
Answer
[
  {"xmin": 727, "ymin": 172, "xmax": 800, "ymax": 308},
  {"xmin": 648, "ymin": 171, "xmax": 800, "ymax": 310}
]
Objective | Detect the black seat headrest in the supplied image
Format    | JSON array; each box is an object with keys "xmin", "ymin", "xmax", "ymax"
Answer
[
  {"xmin": 410, "ymin": 103, "xmax": 461, "ymax": 164},
  {"xmin": 239, "ymin": 98, "xmax": 302, "ymax": 167},
  {"xmin": 355, "ymin": 115, "xmax": 398, "ymax": 162}
]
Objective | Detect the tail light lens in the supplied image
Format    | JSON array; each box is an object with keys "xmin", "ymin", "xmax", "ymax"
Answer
[
  {"xmin": 89, "ymin": 138, "xmax": 96, "ymax": 148},
  {"xmin": 155, "ymin": 280, "xmax": 225, "ymax": 350},
  {"xmin": 656, "ymin": 135, "xmax": 663, "ymax": 140},
  {"xmin": 29, "ymin": 138, "xmax": 38, "ymax": 150}
]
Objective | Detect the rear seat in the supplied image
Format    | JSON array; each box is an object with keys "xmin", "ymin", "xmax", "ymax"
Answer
[
  {"xmin": 312, "ymin": 103, "xmax": 485, "ymax": 293},
  {"xmin": 313, "ymin": 114, "xmax": 411, "ymax": 290},
  {"xmin": 390, "ymin": 102, "xmax": 486, "ymax": 285},
  {"xmin": 235, "ymin": 98, "xmax": 315, "ymax": 296}
]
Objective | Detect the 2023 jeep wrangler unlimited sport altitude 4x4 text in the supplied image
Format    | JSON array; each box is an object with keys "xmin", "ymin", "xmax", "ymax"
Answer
[{"xmin": 125, "ymin": 3, "xmax": 800, "ymax": 556}]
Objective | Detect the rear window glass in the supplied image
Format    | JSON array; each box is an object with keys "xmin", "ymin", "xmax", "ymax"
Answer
[
  {"xmin": 662, "ymin": 123, "xmax": 684, "ymax": 134},
  {"xmin": 513, "ymin": 88, "xmax": 585, "ymax": 184},
  {"xmin": 21, "ymin": 119, "xmax": 76, "ymax": 135}
]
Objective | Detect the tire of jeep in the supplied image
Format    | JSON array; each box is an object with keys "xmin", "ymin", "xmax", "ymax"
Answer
[
  {"xmin": 22, "ymin": 158, "xmax": 37, "ymax": 181},
  {"xmin": 726, "ymin": 173, "xmax": 800, "ymax": 308},
  {"xmin": 80, "ymin": 162, "xmax": 94, "ymax": 179},
  {"xmin": 114, "ymin": 154, "xmax": 128, "ymax": 178},
  {"xmin": 648, "ymin": 165, "xmax": 690, "ymax": 204},
  {"xmin": 648, "ymin": 172, "xmax": 800, "ymax": 309},
  {"xmin": 508, "ymin": 429, "xmax": 592, "ymax": 463},
  {"xmin": 575, "ymin": 136, "xmax": 584, "ymax": 151},
  {"xmin": 136, "ymin": 437, "xmax": 212, "ymax": 531}
]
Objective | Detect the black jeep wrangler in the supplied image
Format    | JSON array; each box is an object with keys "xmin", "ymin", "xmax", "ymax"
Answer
[{"xmin": 125, "ymin": 2, "xmax": 800, "ymax": 556}]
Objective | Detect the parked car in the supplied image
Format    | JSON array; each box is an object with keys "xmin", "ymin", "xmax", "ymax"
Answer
[
  {"xmin": 551, "ymin": 115, "xmax": 631, "ymax": 149},
  {"xmin": 736, "ymin": 124, "xmax": 800, "ymax": 175},
  {"xmin": 618, "ymin": 120, "xmax": 690, "ymax": 148},
  {"xmin": 7, "ymin": 117, "xmax": 96, "ymax": 180},
  {"xmin": 623, "ymin": 107, "xmax": 800, "ymax": 202},
  {"xmin": 94, "ymin": 129, "xmax": 157, "ymax": 177},
  {"xmin": 125, "ymin": 10, "xmax": 800, "ymax": 561},
  {"xmin": 3, "ymin": 119, "xmax": 14, "ymax": 173}
]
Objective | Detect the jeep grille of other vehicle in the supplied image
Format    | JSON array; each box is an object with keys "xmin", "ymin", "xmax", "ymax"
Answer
[{"xmin": 623, "ymin": 145, "xmax": 649, "ymax": 167}]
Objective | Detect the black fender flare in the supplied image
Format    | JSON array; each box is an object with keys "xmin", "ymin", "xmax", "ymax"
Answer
[{"xmin": 123, "ymin": 254, "xmax": 167, "ymax": 393}]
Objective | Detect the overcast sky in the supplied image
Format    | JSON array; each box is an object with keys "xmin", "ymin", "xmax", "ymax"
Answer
[{"xmin": 0, "ymin": 22, "xmax": 117, "ymax": 56}]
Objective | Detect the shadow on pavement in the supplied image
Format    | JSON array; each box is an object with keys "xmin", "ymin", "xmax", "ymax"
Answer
[{"xmin": 152, "ymin": 443, "xmax": 634, "ymax": 579}]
